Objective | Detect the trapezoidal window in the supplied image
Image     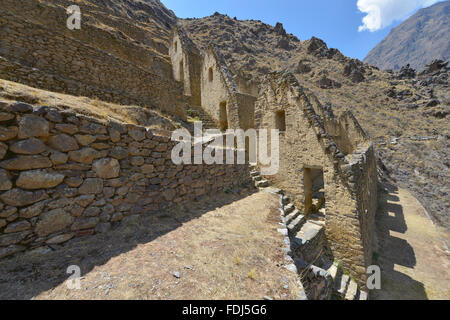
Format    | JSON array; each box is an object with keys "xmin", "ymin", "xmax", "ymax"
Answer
[
  {"xmin": 304, "ymin": 167, "xmax": 325, "ymax": 216},
  {"xmin": 219, "ymin": 101, "xmax": 228, "ymax": 131},
  {"xmin": 174, "ymin": 41, "xmax": 178, "ymax": 52},
  {"xmin": 208, "ymin": 67, "xmax": 214, "ymax": 82},
  {"xmin": 179, "ymin": 60, "xmax": 184, "ymax": 82},
  {"xmin": 275, "ymin": 110, "xmax": 286, "ymax": 132}
]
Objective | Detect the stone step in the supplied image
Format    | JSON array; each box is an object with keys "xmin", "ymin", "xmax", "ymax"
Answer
[
  {"xmin": 308, "ymin": 219, "xmax": 326, "ymax": 227},
  {"xmin": 283, "ymin": 203, "xmax": 295, "ymax": 215},
  {"xmin": 327, "ymin": 264, "xmax": 339, "ymax": 281},
  {"xmin": 285, "ymin": 209, "xmax": 301, "ymax": 226},
  {"xmin": 250, "ymin": 171, "xmax": 260, "ymax": 177},
  {"xmin": 261, "ymin": 187, "xmax": 283, "ymax": 195},
  {"xmin": 287, "ymin": 214, "xmax": 306, "ymax": 234},
  {"xmin": 281, "ymin": 196, "xmax": 290, "ymax": 205},
  {"xmin": 345, "ymin": 279, "xmax": 358, "ymax": 300},
  {"xmin": 252, "ymin": 175, "xmax": 262, "ymax": 182},
  {"xmin": 336, "ymin": 274, "xmax": 350, "ymax": 297},
  {"xmin": 255, "ymin": 180, "xmax": 269, "ymax": 188},
  {"xmin": 291, "ymin": 221, "xmax": 325, "ymax": 266},
  {"xmin": 358, "ymin": 290, "xmax": 369, "ymax": 300}
]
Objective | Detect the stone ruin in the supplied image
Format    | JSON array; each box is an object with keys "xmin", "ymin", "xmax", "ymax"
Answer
[
  {"xmin": 169, "ymin": 26, "xmax": 378, "ymax": 296},
  {"xmin": 0, "ymin": 20, "xmax": 378, "ymax": 300}
]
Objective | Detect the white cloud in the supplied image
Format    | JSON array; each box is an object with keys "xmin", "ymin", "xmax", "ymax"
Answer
[{"xmin": 357, "ymin": 0, "xmax": 440, "ymax": 32}]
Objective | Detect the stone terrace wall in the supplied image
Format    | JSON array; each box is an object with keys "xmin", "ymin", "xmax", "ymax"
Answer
[
  {"xmin": 345, "ymin": 143, "xmax": 378, "ymax": 275},
  {"xmin": 0, "ymin": 101, "xmax": 251, "ymax": 260},
  {"xmin": 0, "ymin": 12, "xmax": 185, "ymax": 119}
]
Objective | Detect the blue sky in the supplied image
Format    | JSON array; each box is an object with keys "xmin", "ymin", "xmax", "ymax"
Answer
[{"xmin": 161, "ymin": 0, "xmax": 444, "ymax": 60}]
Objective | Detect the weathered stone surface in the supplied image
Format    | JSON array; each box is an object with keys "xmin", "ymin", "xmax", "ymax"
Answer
[
  {"xmin": 48, "ymin": 134, "xmax": 79, "ymax": 152},
  {"xmin": 50, "ymin": 151, "xmax": 68, "ymax": 165},
  {"xmin": 55, "ymin": 124, "xmax": 78, "ymax": 135},
  {"xmin": 65, "ymin": 176, "xmax": 83, "ymax": 188},
  {"xmin": 11, "ymin": 102, "xmax": 32, "ymax": 113},
  {"xmin": 68, "ymin": 147, "xmax": 101, "ymax": 164},
  {"xmin": 0, "ymin": 142, "xmax": 7, "ymax": 160},
  {"xmin": 45, "ymin": 110, "xmax": 63, "ymax": 123},
  {"xmin": 95, "ymin": 222, "xmax": 111, "ymax": 233},
  {"xmin": 35, "ymin": 209, "xmax": 74, "ymax": 237},
  {"xmin": 109, "ymin": 146, "xmax": 129, "ymax": 160},
  {"xmin": 0, "ymin": 126, "xmax": 18, "ymax": 141},
  {"xmin": 110, "ymin": 212, "xmax": 123, "ymax": 222},
  {"xmin": 93, "ymin": 158, "xmax": 120, "ymax": 179},
  {"xmin": 71, "ymin": 217, "xmax": 99, "ymax": 231},
  {"xmin": 0, "ymin": 245, "xmax": 25, "ymax": 259},
  {"xmin": 0, "ymin": 206, "xmax": 17, "ymax": 218},
  {"xmin": 90, "ymin": 143, "xmax": 110, "ymax": 150},
  {"xmin": 19, "ymin": 200, "xmax": 46, "ymax": 218},
  {"xmin": 16, "ymin": 170, "xmax": 65, "ymax": 190},
  {"xmin": 0, "ymin": 155, "xmax": 52, "ymax": 170},
  {"xmin": 10, "ymin": 138, "xmax": 46, "ymax": 155},
  {"xmin": 0, "ymin": 231, "xmax": 31, "ymax": 246},
  {"xmin": 75, "ymin": 134, "xmax": 96, "ymax": 146},
  {"xmin": 78, "ymin": 178, "xmax": 103, "ymax": 195},
  {"xmin": 0, "ymin": 219, "xmax": 6, "ymax": 228},
  {"xmin": 69, "ymin": 204, "xmax": 84, "ymax": 217},
  {"xmin": 109, "ymin": 128, "xmax": 121, "ymax": 143},
  {"xmin": 128, "ymin": 128, "xmax": 146, "ymax": 141},
  {"xmin": 84, "ymin": 206, "xmax": 101, "ymax": 217},
  {"xmin": 80, "ymin": 122, "xmax": 107, "ymax": 135},
  {"xmin": 4, "ymin": 220, "xmax": 31, "ymax": 233},
  {"xmin": 46, "ymin": 233, "xmax": 74, "ymax": 244},
  {"xmin": 0, "ymin": 169, "xmax": 12, "ymax": 191},
  {"xmin": 0, "ymin": 112, "xmax": 15, "ymax": 122},
  {"xmin": 0, "ymin": 188, "xmax": 48, "ymax": 207},
  {"xmin": 141, "ymin": 164, "xmax": 155, "ymax": 174},
  {"xmin": 162, "ymin": 189, "xmax": 176, "ymax": 201},
  {"xmin": 18, "ymin": 115, "xmax": 49, "ymax": 139},
  {"xmin": 74, "ymin": 194, "xmax": 95, "ymax": 207},
  {"xmin": 130, "ymin": 156, "xmax": 145, "ymax": 166}
]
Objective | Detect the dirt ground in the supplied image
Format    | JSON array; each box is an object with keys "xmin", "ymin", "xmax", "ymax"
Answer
[
  {"xmin": 371, "ymin": 183, "xmax": 450, "ymax": 300},
  {"xmin": 0, "ymin": 189, "xmax": 302, "ymax": 300}
]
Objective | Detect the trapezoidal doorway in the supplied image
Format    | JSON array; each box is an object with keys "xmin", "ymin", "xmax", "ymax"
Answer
[
  {"xmin": 219, "ymin": 101, "xmax": 228, "ymax": 131},
  {"xmin": 304, "ymin": 167, "xmax": 325, "ymax": 216}
]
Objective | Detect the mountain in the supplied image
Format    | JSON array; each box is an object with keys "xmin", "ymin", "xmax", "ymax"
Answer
[{"xmin": 364, "ymin": 1, "xmax": 450, "ymax": 71}]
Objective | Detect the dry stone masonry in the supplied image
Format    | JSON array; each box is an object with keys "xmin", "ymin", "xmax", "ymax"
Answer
[{"xmin": 0, "ymin": 101, "xmax": 251, "ymax": 259}]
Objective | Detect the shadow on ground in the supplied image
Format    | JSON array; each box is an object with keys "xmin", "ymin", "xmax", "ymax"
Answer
[
  {"xmin": 371, "ymin": 182, "xmax": 427, "ymax": 300},
  {"xmin": 0, "ymin": 186, "xmax": 257, "ymax": 300}
]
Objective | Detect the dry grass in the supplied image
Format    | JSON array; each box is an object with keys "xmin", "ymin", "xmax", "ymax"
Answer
[
  {"xmin": 0, "ymin": 79, "xmax": 181, "ymax": 131},
  {"xmin": 0, "ymin": 191, "xmax": 302, "ymax": 300}
]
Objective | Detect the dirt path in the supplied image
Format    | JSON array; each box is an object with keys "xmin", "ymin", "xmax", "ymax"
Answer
[
  {"xmin": 0, "ymin": 190, "xmax": 302, "ymax": 300},
  {"xmin": 372, "ymin": 183, "xmax": 450, "ymax": 300}
]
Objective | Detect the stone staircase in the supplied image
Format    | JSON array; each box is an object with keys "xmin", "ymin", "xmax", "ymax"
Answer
[
  {"xmin": 187, "ymin": 105, "xmax": 217, "ymax": 129},
  {"xmin": 327, "ymin": 263, "xmax": 368, "ymax": 300},
  {"xmin": 250, "ymin": 167, "xmax": 368, "ymax": 300}
]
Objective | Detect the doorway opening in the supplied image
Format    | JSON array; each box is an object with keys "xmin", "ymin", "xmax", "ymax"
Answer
[
  {"xmin": 179, "ymin": 60, "xmax": 184, "ymax": 82},
  {"xmin": 304, "ymin": 167, "xmax": 325, "ymax": 215},
  {"xmin": 219, "ymin": 101, "xmax": 228, "ymax": 131}
]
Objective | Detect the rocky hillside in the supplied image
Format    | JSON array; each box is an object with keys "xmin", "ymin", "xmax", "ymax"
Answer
[
  {"xmin": 364, "ymin": 1, "xmax": 450, "ymax": 71},
  {"xmin": 181, "ymin": 13, "xmax": 449, "ymax": 229}
]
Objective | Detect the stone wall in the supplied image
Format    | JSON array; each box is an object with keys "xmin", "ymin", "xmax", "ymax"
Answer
[
  {"xmin": 169, "ymin": 28, "xmax": 203, "ymax": 106},
  {"xmin": 0, "ymin": 11, "xmax": 185, "ymax": 119},
  {"xmin": 0, "ymin": 100, "xmax": 251, "ymax": 260},
  {"xmin": 235, "ymin": 93, "xmax": 256, "ymax": 130},
  {"xmin": 254, "ymin": 72, "xmax": 378, "ymax": 288}
]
